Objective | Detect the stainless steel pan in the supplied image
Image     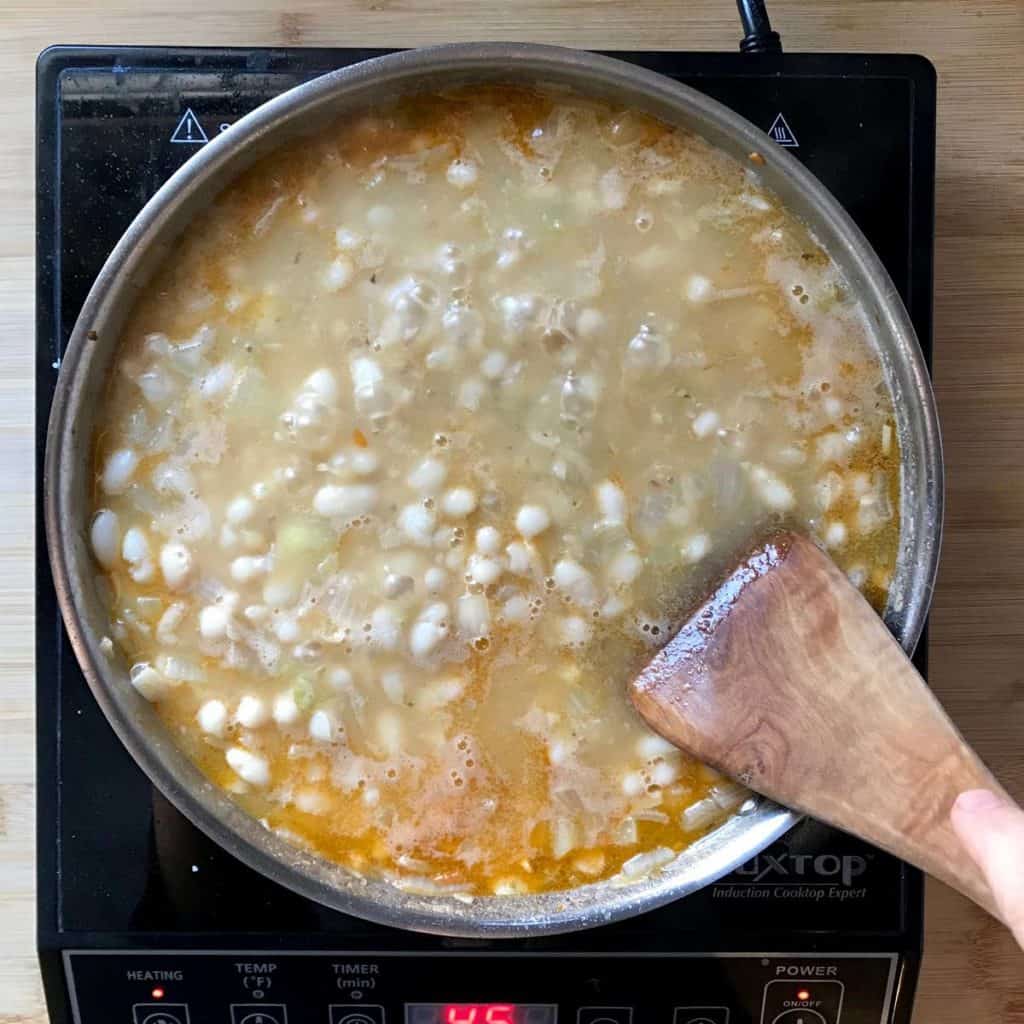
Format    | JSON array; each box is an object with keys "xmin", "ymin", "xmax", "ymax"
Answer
[{"xmin": 44, "ymin": 42, "xmax": 943, "ymax": 937}]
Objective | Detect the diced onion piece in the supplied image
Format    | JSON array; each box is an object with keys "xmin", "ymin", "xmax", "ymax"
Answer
[{"xmin": 621, "ymin": 846, "xmax": 674, "ymax": 878}]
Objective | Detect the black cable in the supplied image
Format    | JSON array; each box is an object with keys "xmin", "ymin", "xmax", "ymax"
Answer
[{"xmin": 736, "ymin": 0, "xmax": 783, "ymax": 55}]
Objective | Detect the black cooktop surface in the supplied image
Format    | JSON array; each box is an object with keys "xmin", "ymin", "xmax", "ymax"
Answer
[{"xmin": 36, "ymin": 43, "xmax": 935, "ymax": 1024}]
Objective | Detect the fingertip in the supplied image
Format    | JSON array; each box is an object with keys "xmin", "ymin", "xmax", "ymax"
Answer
[{"xmin": 953, "ymin": 789, "xmax": 1007, "ymax": 816}]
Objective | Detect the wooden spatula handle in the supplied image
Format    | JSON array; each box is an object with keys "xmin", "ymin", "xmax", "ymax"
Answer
[{"xmin": 631, "ymin": 532, "xmax": 1012, "ymax": 922}]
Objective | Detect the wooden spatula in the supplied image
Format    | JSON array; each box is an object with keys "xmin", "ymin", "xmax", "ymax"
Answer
[{"xmin": 630, "ymin": 530, "xmax": 1014, "ymax": 922}]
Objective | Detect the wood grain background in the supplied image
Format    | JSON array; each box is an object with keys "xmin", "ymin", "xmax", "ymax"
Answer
[{"xmin": 2, "ymin": 1, "xmax": 1022, "ymax": 1020}]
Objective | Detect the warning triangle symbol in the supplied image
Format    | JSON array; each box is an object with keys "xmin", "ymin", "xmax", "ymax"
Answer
[
  {"xmin": 767, "ymin": 112, "xmax": 799, "ymax": 148},
  {"xmin": 170, "ymin": 107, "xmax": 208, "ymax": 145}
]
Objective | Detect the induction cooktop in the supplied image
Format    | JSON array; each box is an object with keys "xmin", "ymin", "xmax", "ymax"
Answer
[{"xmin": 36, "ymin": 44, "xmax": 936, "ymax": 1024}]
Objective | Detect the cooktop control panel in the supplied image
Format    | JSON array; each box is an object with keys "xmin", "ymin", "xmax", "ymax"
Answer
[{"xmin": 65, "ymin": 952, "xmax": 897, "ymax": 1024}]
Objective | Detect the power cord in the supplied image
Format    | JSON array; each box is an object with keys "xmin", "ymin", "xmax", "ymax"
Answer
[{"xmin": 736, "ymin": 0, "xmax": 783, "ymax": 55}]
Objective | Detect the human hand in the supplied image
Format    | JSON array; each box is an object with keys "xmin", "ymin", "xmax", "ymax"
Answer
[{"xmin": 951, "ymin": 789, "xmax": 1024, "ymax": 947}]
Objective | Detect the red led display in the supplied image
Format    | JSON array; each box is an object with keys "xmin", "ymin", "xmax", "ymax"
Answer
[{"xmin": 444, "ymin": 1005, "xmax": 515, "ymax": 1024}]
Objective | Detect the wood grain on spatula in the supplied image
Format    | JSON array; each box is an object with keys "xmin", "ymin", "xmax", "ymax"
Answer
[{"xmin": 630, "ymin": 531, "xmax": 1012, "ymax": 923}]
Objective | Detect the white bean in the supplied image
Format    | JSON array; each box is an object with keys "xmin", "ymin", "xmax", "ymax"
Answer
[
  {"xmin": 608, "ymin": 549, "xmax": 643, "ymax": 586},
  {"xmin": 467, "ymin": 554, "xmax": 503, "ymax": 586},
  {"xmin": 235, "ymin": 695, "xmax": 269, "ymax": 728},
  {"xmin": 272, "ymin": 692, "xmax": 301, "ymax": 725},
  {"xmin": 328, "ymin": 667, "xmax": 353, "ymax": 691},
  {"xmin": 226, "ymin": 495, "xmax": 255, "ymax": 524},
  {"xmin": 446, "ymin": 159, "xmax": 478, "ymax": 188},
  {"xmin": 457, "ymin": 593, "xmax": 491, "ymax": 637},
  {"xmin": 475, "ymin": 526, "xmax": 502, "ymax": 554},
  {"xmin": 314, "ymin": 484, "xmax": 379, "ymax": 518},
  {"xmin": 407, "ymin": 457, "xmax": 447, "ymax": 494},
  {"xmin": 824, "ymin": 521, "xmax": 847, "ymax": 549},
  {"xmin": 199, "ymin": 603, "xmax": 230, "ymax": 640},
  {"xmin": 441, "ymin": 487, "xmax": 477, "ymax": 519},
  {"xmin": 692, "ymin": 409, "xmax": 720, "ymax": 438},
  {"xmin": 686, "ymin": 274, "xmax": 713, "ymax": 303},
  {"xmin": 230, "ymin": 555, "xmax": 267, "ymax": 583},
  {"xmin": 122, "ymin": 527, "xmax": 154, "ymax": 583},
  {"xmin": 309, "ymin": 709, "xmax": 338, "ymax": 742},
  {"xmin": 397, "ymin": 504, "xmax": 436, "ymax": 547},
  {"xmin": 160, "ymin": 542, "xmax": 193, "ymax": 590},
  {"xmin": 515, "ymin": 504, "xmax": 550, "ymax": 538},
  {"xmin": 323, "ymin": 255, "xmax": 355, "ymax": 292},
  {"xmin": 595, "ymin": 480, "xmax": 627, "ymax": 525},
  {"xmin": 90, "ymin": 509, "xmax": 120, "ymax": 569},
  {"xmin": 424, "ymin": 567, "xmax": 448, "ymax": 593},
  {"xmin": 559, "ymin": 615, "xmax": 592, "ymax": 647},
  {"xmin": 749, "ymin": 465, "xmax": 796, "ymax": 511},
  {"xmin": 197, "ymin": 699, "xmax": 228, "ymax": 736},
  {"xmin": 101, "ymin": 448, "xmax": 138, "ymax": 494},
  {"xmin": 681, "ymin": 533, "xmax": 712, "ymax": 563},
  {"xmin": 226, "ymin": 746, "xmax": 270, "ymax": 787}
]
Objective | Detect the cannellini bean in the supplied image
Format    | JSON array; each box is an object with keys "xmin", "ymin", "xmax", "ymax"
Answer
[
  {"xmin": 309, "ymin": 709, "xmax": 338, "ymax": 742},
  {"xmin": 199, "ymin": 603, "xmax": 230, "ymax": 640},
  {"xmin": 576, "ymin": 307, "xmax": 606, "ymax": 338},
  {"xmin": 515, "ymin": 504, "xmax": 550, "ymax": 538},
  {"xmin": 226, "ymin": 746, "xmax": 270, "ymax": 787},
  {"xmin": 608, "ymin": 549, "xmax": 643, "ymax": 586},
  {"xmin": 507, "ymin": 540, "xmax": 540, "ymax": 573},
  {"xmin": 160, "ymin": 542, "xmax": 193, "ymax": 590},
  {"xmin": 457, "ymin": 593, "xmax": 491, "ymax": 637},
  {"xmin": 273, "ymin": 692, "xmax": 301, "ymax": 725},
  {"xmin": 692, "ymin": 409, "xmax": 720, "ymax": 438},
  {"xmin": 410, "ymin": 618, "xmax": 447, "ymax": 658},
  {"xmin": 636, "ymin": 733, "xmax": 679, "ymax": 759},
  {"xmin": 398, "ymin": 504, "xmax": 436, "ymax": 546},
  {"xmin": 475, "ymin": 526, "xmax": 501, "ymax": 554},
  {"xmin": 305, "ymin": 368, "xmax": 338, "ymax": 402},
  {"xmin": 328, "ymin": 667, "xmax": 353, "ymax": 691},
  {"xmin": 599, "ymin": 168, "xmax": 628, "ymax": 209},
  {"xmin": 314, "ymin": 484, "xmax": 379, "ymax": 518},
  {"xmin": 467, "ymin": 554, "xmax": 503, "ymax": 586},
  {"xmin": 441, "ymin": 487, "xmax": 477, "ymax": 518},
  {"xmin": 458, "ymin": 378, "xmax": 486, "ymax": 411},
  {"xmin": 501, "ymin": 594, "xmax": 531, "ymax": 622},
  {"xmin": 197, "ymin": 699, "xmax": 228, "ymax": 736},
  {"xmin": 681, "ymin": 533, "xmax": 712, "ymax": 563},
  {"xmin": 122, "ymin": 527, "xmax": 154, "ymax": 583},
  {"xmin": 446, "ymin": 159, "xmax": 478, "ymax": 188},
  {"xmin": 90, "ymin": 510, "xmax": 120, "ymax": 569},
  {"xmin": 686, "ymin": 274, "xmax": 713, "ymax": 303},
  {"xmin": 559, "ymin": 615, "xmax": 592, "ymax": 647},
  {"xmin": 424, "ymin": 567, "xmax": 448, "ymax": 593},
  {"xmin": 235, "ymin": 695, "xmax": 269, "ymax": 728},
  {"xmin": 553, "ymin": 558, "xmax": 597, "ymax": 606},
  {"xmin": 749, "ymin": 465, "xmax": 796, "ymax": 511},
  {"xmin": 370, "ymin": 604, "xmax": 401, "ymax": 650},
  {"xmin": 480, "ymin": 350, "xmax": 508, "ymax": 380},
  {"xmin": 272, "ymin": 615, "xmax": 298, "ymax": 643},
  {"xmin": 323, "ymin": 255, "xmax": 355, "ymax": 291},
  {"xmin": 417, "ymin": 677, "xmax": 465, "ymax": 710},
  {"xmin": 226, "ymin": 495, "xmax": 255, "ymax": 524},
  {"xmin": 380, "ymin": 670, "xmax": 405, "ymax": 703},
  {"xmin": 263, "ymin": 579, "xmax": 298, "ymax": 607},
  {"xmin": 230, "ymin": 555, "xmax": 267, "ymax": 582},
  {"xmin": 652, "ymin": 761, "xmax": 679, "ymax": 786},
  {"xmin": 367, "ymin": 204, "xmax": 395, "ymax": 228},
  {"xmin": 376, "ymin": 710, "xmax": 402, "ymax": 756},
  {"xmin": 101, "ymin": 448, "xmax": 138, "ymax": 494},
  {"xmin": 621, "ymin": 771, "xmax": 646, "ymax": 797},
  {"xmin": 595, "ymin": 480, "xmax": 627, "ymax": 526},
  {"xmin": 824, "ymin": 521, "xmax": 847, "ymax": 549},
  {"xmin": 407, "ymin": 457, "xmax": 447, "ymax": 494}
]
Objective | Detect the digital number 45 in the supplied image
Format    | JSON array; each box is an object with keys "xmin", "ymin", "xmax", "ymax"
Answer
[{"xmin": 445, "ymin": 1005, "xmax": 514, "ymax": 1024}]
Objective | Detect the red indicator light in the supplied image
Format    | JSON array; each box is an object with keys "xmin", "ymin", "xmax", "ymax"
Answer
[
  {"xmin": 151, "ymin": 987, "xmax": 165, "ymax": 1000},
  {"xmin": 445, "ymin": 1006, "xmax": 514, "ymax": 1024},
  {"xmin": 796, "ymin": 989, "xmax": 811, "ymax": 1001}
]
